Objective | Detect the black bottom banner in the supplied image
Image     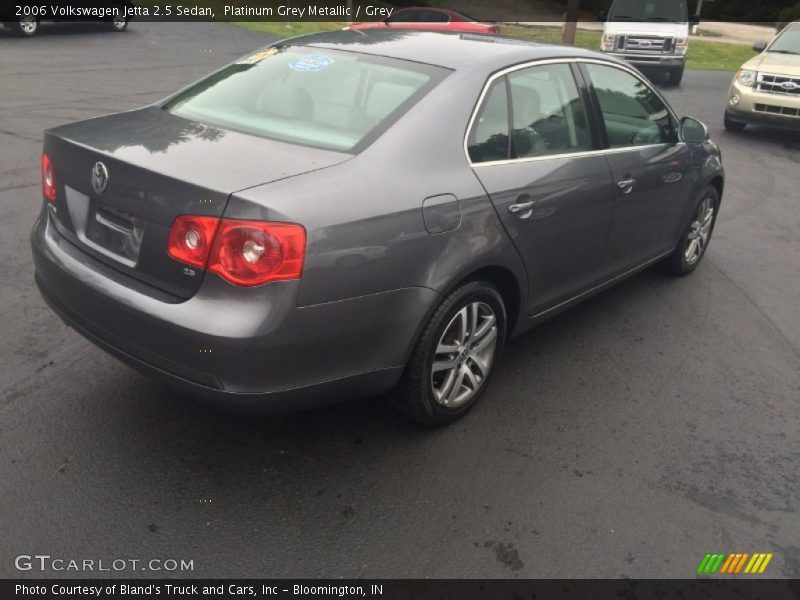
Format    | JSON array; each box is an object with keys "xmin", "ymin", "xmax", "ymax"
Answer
[{"xmin": 4, "ymin": 579, "xmax": 800, "ymax": 600}]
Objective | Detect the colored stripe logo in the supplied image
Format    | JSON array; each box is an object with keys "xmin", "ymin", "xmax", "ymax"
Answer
[{"xmin": 697, "ymin": 552, "xmax": 773, "ymax": 574}]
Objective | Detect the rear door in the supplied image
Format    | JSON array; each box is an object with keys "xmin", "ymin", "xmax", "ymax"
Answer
[
  {"xmin": 580, "ymin": 62, "xmax": 693, "ymax": 278},
  {"xmin": 468, "ymin": 61, "xmax": 615, "ymax": 316}
]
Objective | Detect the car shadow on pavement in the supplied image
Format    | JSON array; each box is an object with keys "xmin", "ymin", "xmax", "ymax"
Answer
[
  {"xmin": 727, "ymin": 126, "xmax": 800, "ymax": 150},
  {"xmin": 92, "ymin": 264, "xmax": 681, "ymax": 467}
]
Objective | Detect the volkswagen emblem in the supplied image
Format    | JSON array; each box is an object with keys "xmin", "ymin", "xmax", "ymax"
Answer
[
  {"xmin": 91, "ymin": 161, "xmax": 109, "ymax": 195},
  {"xmin": 780, "ymin": 81, "xmax": 799, "ymax": 91}
]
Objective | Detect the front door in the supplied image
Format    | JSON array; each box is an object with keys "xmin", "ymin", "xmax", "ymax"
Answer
[
  {"xmin": 468, "ymin": 62, "xmax": 615, "ymax": 315},
  {"xmin": 581, "ymin": 62, "xmax": 694, "ymax": 278}
]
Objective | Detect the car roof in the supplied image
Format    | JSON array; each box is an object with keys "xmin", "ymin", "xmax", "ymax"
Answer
[{"xmin": 290, "ymin": 30, "xmax": 615, "ymax": 71}]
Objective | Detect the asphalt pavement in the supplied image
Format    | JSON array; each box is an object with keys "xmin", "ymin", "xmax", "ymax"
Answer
[{"xmin": 1, "ymin": 22, "xmax": 799, "ymax": 579}]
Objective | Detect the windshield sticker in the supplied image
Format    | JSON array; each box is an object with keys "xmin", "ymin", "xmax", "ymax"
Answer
[
  {"xmin": 289, "ymin": 55, "xmax": 335, "ymax": 72},
  {"xmin": 237, "ymin": 48, "xmax": 279, "ymax": 65}
]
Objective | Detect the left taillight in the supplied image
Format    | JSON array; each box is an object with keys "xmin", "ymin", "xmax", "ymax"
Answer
[
  {"xmin": 167, "ymin": 216, "xmax": 306, "ymax": 287},
  {"xmin": 41, "ymin": 153, "xmax": 56, "ymax": 202}
]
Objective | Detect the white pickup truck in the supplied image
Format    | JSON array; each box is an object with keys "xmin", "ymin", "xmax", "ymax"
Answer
[{"xmin": 598, "ymin": 0, "xmax": 699, "ymax": 85}]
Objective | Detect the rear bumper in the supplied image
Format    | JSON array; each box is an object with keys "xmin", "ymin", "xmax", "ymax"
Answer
[
  {"xmin": 32, "ymin": 213, "xmax": 435, "ymax": 412},
  {"xmin": 604, "ymin": 52, "xmax": 685, "ymax": 70}
]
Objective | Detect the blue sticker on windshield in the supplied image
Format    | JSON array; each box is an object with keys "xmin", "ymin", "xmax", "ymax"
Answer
[{"xmin": 289, "ymin": 55, "xmax": 335, "ymax": 72}]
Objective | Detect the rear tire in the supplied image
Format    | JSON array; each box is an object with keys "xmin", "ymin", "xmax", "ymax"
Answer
[
  {"xmin": 391, "ymin": 280, "xmax": 506, "ymax": 427},
  {"xmin": 724, "ymin": 112, "xmax": 747, "ymax": 132},
  {"xmin": 660, "ymin": 186, "xmax": 719, "ymax": 276},
  {"xmin": 12, "ymin": 16, "xmax": 39, "ymax": 36},
  {"xmin": 669, "ymin": 66, "xmax": 685, "ymax": 86}
]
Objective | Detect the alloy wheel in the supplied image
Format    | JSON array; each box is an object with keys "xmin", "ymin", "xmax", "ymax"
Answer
[
  {"xmin": 685, "ymin": 196, "xmax": 715, "ymax": 266},
  {"xmin": 431, "ymin": 302, "xmax": 498, "ymax": 408},
  {"xmin": 19, "ymin": 16, "xmax": 37, "ymax": 34},
  {"xmin": 112, "ymin": 15, "xmax": 127, "ymax": 30}
]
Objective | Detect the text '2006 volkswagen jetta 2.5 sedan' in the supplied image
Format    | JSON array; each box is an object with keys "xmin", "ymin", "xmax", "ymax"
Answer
[{"xmin": 32, "ymin": 31, "xmax": 724, "ymax": 426}]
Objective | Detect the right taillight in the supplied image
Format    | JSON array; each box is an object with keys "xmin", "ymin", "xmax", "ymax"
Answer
[
  {"xmin": 167, "ymin": 216, "xmax": 306, "ymax": 287},
  {"xmin": 208, "ymin": 220, "xmax": 306, "ymax": 287},
  {"xmin": 42, "ymin": 153, "xmax": 56, "ymax": 203}
]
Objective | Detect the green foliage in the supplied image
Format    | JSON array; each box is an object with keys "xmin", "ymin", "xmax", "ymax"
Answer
[
  {"xmin": 701, "ymin": 0, "xmax": 790, "ymax": 23},
  {"xmin": 549, "ymin": 0, "xmax": 792, "ymax": 22}
]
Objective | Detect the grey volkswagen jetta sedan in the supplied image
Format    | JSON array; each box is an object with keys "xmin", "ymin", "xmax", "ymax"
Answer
[{"xmin": 31, "ymin": 31, "xmax": 724, "ymax": 425}]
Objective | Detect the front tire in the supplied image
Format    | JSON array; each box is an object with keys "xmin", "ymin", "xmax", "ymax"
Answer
[
  {"xmin": 392, "ymin": 280, "xmax": 506, "ymax": 427},
  {"xmin": 669, "ymin": 66, "xmax": 685, "ymax": 86},
  {"xmin": 724, "ymin": 111, "xmax": 747, "ymax": 132},
  {"xmin": 13, "ymin": 16, "xmax": 39, "ymax": 36},
  {"xmin": 660, "ymin": 186, "xmax": 719, "ymax": 276}
]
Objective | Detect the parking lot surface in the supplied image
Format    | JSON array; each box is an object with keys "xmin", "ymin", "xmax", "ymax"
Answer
[{"xmin": 1, "ymin": 22, "xmax": 798, "ymax": 578}]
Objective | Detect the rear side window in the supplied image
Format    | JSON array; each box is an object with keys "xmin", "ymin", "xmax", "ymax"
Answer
[
  {"xmin": 164, "ymin": 47, "xmax": 448, "ymax": 152},
  {"xmin": 584, "ymin": 63, "xmax": 676, "ymax": 148},
  {"xmin": 508, "ymin": 63, "xmax": 593, "ymax": 158},
  {"xmin": 468, "ymin": 63, "xmax": 592, "ymax": 163},
  {"xmin": 467, "ymin": 79, "xmax": 511, "ymax": 163}
]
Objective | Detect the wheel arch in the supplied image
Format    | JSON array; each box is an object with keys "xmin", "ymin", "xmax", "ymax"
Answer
[
  {"xmin": 401, "ymin": 262, "xmax": 526, "ymax": 366},
  {"xmin": 708, "ymin": 174, "xmax": 724, "ymax": 201}
]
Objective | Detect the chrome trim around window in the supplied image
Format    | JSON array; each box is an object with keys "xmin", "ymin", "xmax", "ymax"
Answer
[{"xmin": 463, "ymin": 57, "xmax": 682, "ymax": 167}]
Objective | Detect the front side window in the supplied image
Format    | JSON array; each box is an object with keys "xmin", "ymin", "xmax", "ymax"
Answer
[
  {"xmin": 387, "ymin": 10, "xmax": 421, "ymax": 22},
  {"xmin": 417, "ymin": 10, "xmax": 450, "ymax": 23},
  {"xmin": 507, "ymin": 63, "xmax": 593, "ymax": 158},
  {"xmin": 164, "ymin": 47, "xmax": 448, "ymax": 152},
  {"xmin": 585, "ymin": 64, "xmax": 676, "ymax": 148}
]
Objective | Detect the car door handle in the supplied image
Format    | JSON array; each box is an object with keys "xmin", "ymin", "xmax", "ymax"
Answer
[
  {"xmin": 509, "ymin": 201, "xmax": 535, "ymax": 215},
  {"xmin": 617, "ymin": 178, "xmax": 636, "ymax": 194}
]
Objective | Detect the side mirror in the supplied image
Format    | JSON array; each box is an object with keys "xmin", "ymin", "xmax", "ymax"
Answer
[
  {"xmin": 680, "ymin": 117, "xmax": 709, "ymax": 144},
  {"xmin": 690, "ymin": 14, "xmax": 701, "ymax": 25},
  {"xmin": 597, "ymin": 10, "xmax": 607, "ymax": 22},
  {"xmin": 753, "ymin": 40, "xmax": 767, "ymax": 52}
]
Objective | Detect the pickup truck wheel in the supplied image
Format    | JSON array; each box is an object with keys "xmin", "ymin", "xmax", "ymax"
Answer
[
  {"xmin": 724, "ymin": 112, "xmax": 747, "ymax": 132},
  {"xmin": 669, "ymin": 66, "xmax": 685, "ymax": 86},
  {"xmin": 13, "ymin": 16, "xmax": 39, "ymax": 36}
]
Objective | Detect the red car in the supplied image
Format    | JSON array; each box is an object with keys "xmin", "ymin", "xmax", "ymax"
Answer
[{"xmin": 347, "ymin": 7, "xmax": 499, "ymax": 35}]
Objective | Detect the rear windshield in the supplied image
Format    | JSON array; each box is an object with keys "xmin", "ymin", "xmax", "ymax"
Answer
[
  {"xmin": 163, "ymin": 46, "xmax": 449, "ymax": 152},
  {"xmin": 608, "ymin": 0, "xmax": 688, "ymax": 22}
]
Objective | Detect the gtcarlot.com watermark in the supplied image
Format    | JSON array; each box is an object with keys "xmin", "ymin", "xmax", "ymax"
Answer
[{"xmin": 15, "ymin": 554, "xmax": 194, "ymax": 573}]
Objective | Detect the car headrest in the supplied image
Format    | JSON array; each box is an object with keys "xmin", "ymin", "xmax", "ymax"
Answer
[
  {"xmin": 511, "ymin": 85, "xmax": 542, "ymax": 129},
  {"xmin": 365, "ymin": 81, "xmax": 415, "ymax": 121},
  {"xmin": 255, "ymin": 84, "xmax": 314, "ymax": 120}
]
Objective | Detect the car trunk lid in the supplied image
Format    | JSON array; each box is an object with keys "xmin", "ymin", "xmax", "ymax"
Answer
[{"xmin": 44, "ymin": 107, "xmax": 349, "ymax": 300}]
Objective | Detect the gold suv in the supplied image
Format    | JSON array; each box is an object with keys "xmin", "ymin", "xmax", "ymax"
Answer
[{"xmin": 725, "ymin": 22, "xmax": 800, "ymax": 131}]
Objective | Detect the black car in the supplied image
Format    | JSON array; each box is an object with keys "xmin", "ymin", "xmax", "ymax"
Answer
[{"xmin": 2, "ymin": 1, "xmax": 133, "ymax": 36}]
